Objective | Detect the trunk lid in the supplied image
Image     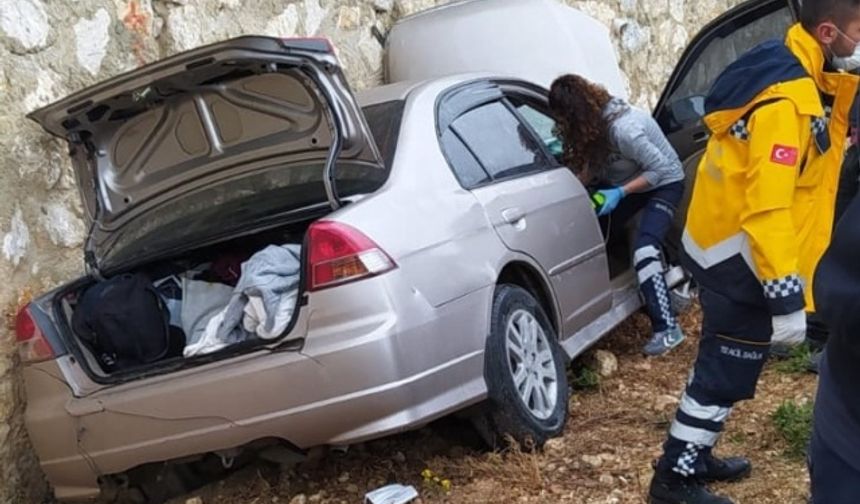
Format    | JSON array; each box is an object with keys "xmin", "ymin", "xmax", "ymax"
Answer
[{"xmin": 29, "ymin": 36, "xmax": 384, "ymax": 274}]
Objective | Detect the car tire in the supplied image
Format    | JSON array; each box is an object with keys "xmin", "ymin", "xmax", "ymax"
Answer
[{"xmin": 476, "ymin": 284, "xmax": 569, "ymax": 450}]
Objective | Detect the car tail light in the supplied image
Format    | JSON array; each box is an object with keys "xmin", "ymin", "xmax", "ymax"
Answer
[
  {"xmin": 15, "ymin": 305, "xmax": 54, "ymax": 363},
  {"xmin": 308, "ymin": 221, "xmax": 395, "ymax": 291}
]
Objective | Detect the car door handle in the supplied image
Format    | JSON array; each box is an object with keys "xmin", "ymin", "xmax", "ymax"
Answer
[{"xmin": 502, "ymin": 208, "xmax": 525, "ymax": 224}]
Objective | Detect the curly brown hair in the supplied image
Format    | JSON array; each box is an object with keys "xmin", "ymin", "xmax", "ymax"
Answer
[{"xmin": 548, "ymin": 74, "xmax": 615, "ymax": 183}]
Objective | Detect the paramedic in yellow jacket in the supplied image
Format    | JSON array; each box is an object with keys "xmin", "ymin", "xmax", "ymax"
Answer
[{"xmin": 648, "ymin": 2, "xmax": 860, "ymax": 504}]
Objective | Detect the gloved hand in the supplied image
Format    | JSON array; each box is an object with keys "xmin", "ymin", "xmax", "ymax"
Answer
[
  {"xmin": 771, "ymin": 310, "xmax": 807, "ymax": 346},
  {"xmin": 596, "ymin": 187, "xmax": 625, "ymax": 217}
]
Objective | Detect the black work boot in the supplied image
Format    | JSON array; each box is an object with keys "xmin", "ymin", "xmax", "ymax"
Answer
[
  {"xmin": 700, "ymin": 453, "xmax": 752, "ymax": 483},
  {"xmin": 649, "ymin": 472, "xmax": 734, "ymax": 504}
]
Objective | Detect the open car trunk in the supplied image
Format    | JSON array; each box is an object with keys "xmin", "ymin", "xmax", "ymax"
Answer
[
  {"xmin": 27, "ymin": 36, "xmax": 390, "ymax": 383},
  {"xmin": 57, "ymin": 211, "xmax": 322, "ymax": 382}
]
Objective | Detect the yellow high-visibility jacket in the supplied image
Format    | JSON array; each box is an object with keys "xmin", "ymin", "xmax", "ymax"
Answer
[{"xmin": 683, "ymin": 24, "xmax": 859, "ymax": 315}]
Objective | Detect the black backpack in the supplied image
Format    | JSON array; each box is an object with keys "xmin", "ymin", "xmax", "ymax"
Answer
[{"xmin": 72, "ymin": 273, "xmax": 182, "ymax": 371}]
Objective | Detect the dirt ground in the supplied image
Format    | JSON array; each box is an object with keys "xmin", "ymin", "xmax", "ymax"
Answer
[{"xmin": 169, "ymin": 306, "xmax": 817, "ymax": 504}]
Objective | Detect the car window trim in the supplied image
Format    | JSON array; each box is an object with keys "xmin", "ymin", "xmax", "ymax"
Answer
[
  {"xmin": 447, "ymin": 126, "xmax": 493, "ymax": 188},
  {"xmin": 361, "ymin": 100, "xmax": 406, "ymax": 171},
  {"xmin": 436, "ymin": 80, "xmax": 504, "ymax": 132},
  {"xmin": 449, "ymin": 100, "xmax": 550, "ymax": 186},
  {"xmin": 436, "ymin": 79, "xmax": 503, "ymax": 190},
  {"xmin": 436, "ymin": 87, "xmax": 559, "ymax": 190}
]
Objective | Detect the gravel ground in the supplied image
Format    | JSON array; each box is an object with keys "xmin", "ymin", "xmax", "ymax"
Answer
[{"xmin": 169, "ymin": 305, "xmax": 816, "ymax": 504}]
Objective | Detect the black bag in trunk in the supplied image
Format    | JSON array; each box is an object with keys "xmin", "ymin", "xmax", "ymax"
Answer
[{"xmin": 73, "ymin": 273, "xmax": 176, "ymax": 371}]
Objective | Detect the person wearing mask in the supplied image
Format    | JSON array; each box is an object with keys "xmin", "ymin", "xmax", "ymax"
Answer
[
  {"xmin": 648, "ymin": 1, "xmax": 860, "ymax": 502},
  {"xmin": 548, "ymin": 74, "xmax": 686, "ymax": 357}
]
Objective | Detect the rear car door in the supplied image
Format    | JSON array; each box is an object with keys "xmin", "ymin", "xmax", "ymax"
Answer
[
  {"xmin": 437, "ymin": 81, "xmax": 612, "ymax": 339},
  {"xmin": 654, "ymin": 0, "xmax": 800, "ymax": 251}
]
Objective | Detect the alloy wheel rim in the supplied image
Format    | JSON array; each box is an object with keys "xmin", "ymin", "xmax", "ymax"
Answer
[{"xmin": 505, "ymin": 309, "xmax": 559, "ymax": 420}]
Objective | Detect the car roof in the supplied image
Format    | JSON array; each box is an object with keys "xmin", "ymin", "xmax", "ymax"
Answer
[{"xmin": 356, "ymin": 72, "xmax": 506, "ymax": 107}]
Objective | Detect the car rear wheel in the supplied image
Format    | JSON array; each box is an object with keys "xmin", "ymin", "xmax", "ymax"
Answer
[{"xmin": 475, "ymin": 284, "xmax": 569, "ymax": 449}]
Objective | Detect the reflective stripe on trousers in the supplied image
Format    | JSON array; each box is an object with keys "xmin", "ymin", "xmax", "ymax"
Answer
[
  {"xmin": 609, "ymin": 182, "xmax": 684, "ymax": 334},
  {"xmin": 658, "ymin": 287, "xmax": 772, "ymax": 477}
]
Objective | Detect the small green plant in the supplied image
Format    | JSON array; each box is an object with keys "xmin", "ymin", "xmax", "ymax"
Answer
[
  {"xmin": 727, "ymin": 431, "xmax": 747, "ymax": 445},
  {"xmin": 772, "ymin": 399, "xmax": 814, "ymax": 459},
  {"xmin": 571, "ymin": 366, "xmax": 601, "ymax": 391},
  {"xmin": 773, "ymin": 344, "xmax": 813, "ymax": 374}
]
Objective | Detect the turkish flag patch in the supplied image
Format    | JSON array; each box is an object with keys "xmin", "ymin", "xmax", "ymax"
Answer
[{"xmin": 770, "ymin": 144, "xmax": 799, "ymax": 166}]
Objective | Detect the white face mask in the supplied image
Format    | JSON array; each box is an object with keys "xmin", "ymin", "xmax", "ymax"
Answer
[
  {"xmin": 833, "ymin": 44, "xmax": 860, "ymax": 71},
  {"xmin": 831, "ymin": 27, "xmax": 860, "ymax": 71}
]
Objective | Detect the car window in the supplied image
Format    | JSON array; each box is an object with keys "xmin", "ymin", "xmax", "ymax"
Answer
[
  {"xmin": 440, "ymin": 129, "xmax": 491, "ymax": 187},
  {"xmin": 362, "ymin": 100, "xmax": 405, "ymax": 170},
  {"xmin": 451, "ymin": 101, "xmax": 548, "ymax": 180},
  {"xmin": 516, "ymin": 103, "xmax": 562, "ymax": 158},
  {"xmin": 659, "ymin": 4, "xmax": 794, "ymax": 132}
]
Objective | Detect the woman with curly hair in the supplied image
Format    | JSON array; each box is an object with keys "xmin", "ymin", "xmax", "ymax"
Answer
[{"xmin": 549, "ymin": 74, "xmax": 686, "ymax": 356}]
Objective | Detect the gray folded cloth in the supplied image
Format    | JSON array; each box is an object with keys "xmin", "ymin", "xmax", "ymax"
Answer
[
  {"xmin": 216, "ymin": 244, "xmax": 302, "ymax": 341},
  {"xmin": 180, "ymin": 277, "xmax": 234, "ymax": 353}
]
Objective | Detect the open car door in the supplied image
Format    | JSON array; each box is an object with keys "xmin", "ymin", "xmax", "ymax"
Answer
[{"xmin": 654, "ymin": 0, "xmax": 802, "ymax": 255}]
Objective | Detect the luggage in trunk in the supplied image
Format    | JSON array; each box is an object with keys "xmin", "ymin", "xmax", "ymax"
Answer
[
  {"xmin": 72, "ymin": 273, "xmax": 183, "ymax": 371},
  {"xmin": 63, "ymin": 220, "xmax": 312, "ymax": 378}
]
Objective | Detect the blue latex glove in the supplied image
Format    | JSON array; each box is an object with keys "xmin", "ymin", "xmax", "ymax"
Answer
[{"xmin": 596, "ymin": 187, "xmax": 625, "ymax": 216}]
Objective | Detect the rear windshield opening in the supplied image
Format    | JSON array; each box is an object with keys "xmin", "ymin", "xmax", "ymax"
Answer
[
  {"xmin": 362, "ymin": 100, "xmax": 405, "ymax": 169},
  {"xmin": 102, "ymin": 161, "xmax": 386, "ymax": 270}
]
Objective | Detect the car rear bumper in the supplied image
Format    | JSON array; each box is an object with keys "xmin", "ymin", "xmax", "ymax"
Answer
[{"xmin": 24, "ymin": 273, "xmax": 492, "ymax": 501}]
